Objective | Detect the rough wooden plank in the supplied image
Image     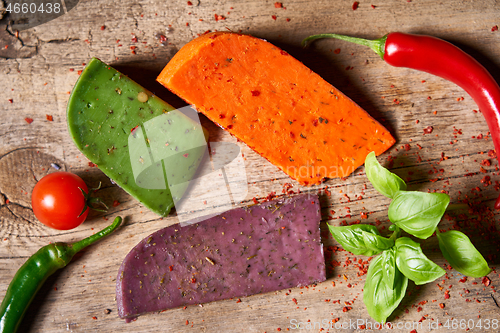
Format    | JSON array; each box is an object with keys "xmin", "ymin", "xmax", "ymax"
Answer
[{"xmin": 1, "ymin": 0, "xmax": 500, "ymax": 332}]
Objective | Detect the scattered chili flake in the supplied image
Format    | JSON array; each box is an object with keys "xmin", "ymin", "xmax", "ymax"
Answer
[
  {"xmin": 92, "ymin": 316, "xmax": 97, "ymax": 320},
  {"xmin": 251, "ymin": 90, "xmax": 261, "ymax": 96},
  {"xmin": 215, "ymin": 14, "xmax": 226, "ymax": 21},
  {"xmin": 100, "ymin": 25, "xmax": 106, "ymax": 30},
  {"xmin": 423, "ymin": 126, "xmax": 433, "ymax": 134},
  {"xmin": 187, "ymin": 0, "xmax": 193, "ymax": 5},
  {"xmin": 183, "ymin": 153, "xmax": 189, "ymax": 158},
  {"xmin": 185, "ymin": 320, "xmax": 189, "ymax": 325},
  {"xmin": 274, "ymin": 2, "xmax": 283, "ymax": 8},
  {"xmin": 271, "ymin": 15, "xmax": 277, "ymax": 20},
  {"xmin": 112, "ymin": 200, "xmax": 120, "ymax": 207},
  {"xmin": 492, "ymin": 25, "xmax": 499, "ymax": 32},
  {"xmin": 334, "ymin": 48, "xmax": 341, "ymax": 54},
  {"xmin": 482, "ymin": 276, "xmax": 491, "ymax": 287},
  {"xmin": 444, "ymin": 290, "xmax": 450, "ymax": 299},
  {"xmin": 46, "ymin": 114, "xmax": 53, "ymax": 121},
  {"xmin": 169, "ymin": 265, "xmax": 174, "ymax": 271},
  {"xmin": 8, "ymin": 98, "xmax": 13, "ymax": 103},
  {"xmin": 439, "ymin": 303, "xmax": 445, "ymax": 309},
  {"xmin": 292, "ymin": 298, "xmax": 297, "ymax": 305},
  {"xmin": 352, "ymin": 1, "xmax": 359, "ymax": 10},
  {"xmin": 371, "ymin": 4, "xmax": 376, "ymax": 8},
  {"xmin": 342, "ymin": 306, "xmax": 352, "ymax": 312},
  {"xmin": 25, "ymin": 117, "xmax": 33, "ymax": 124}
]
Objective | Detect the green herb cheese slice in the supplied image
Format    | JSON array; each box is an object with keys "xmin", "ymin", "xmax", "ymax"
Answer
[{"xmin": 67, "ymin": 58, "xmax": 208, "ymax": 216}]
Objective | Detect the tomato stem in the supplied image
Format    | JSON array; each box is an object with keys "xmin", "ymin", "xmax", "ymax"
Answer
[{"xmin": 78, "ymin": 182, "xmax": 109, "ymax": 217}]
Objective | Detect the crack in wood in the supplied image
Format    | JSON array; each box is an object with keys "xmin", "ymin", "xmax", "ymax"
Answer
[{"xmin": 491, "ymin": 294, "xmax": 500, "ymax": 308}]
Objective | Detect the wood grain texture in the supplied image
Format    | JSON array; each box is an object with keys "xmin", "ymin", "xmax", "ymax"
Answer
[{"xmin": 1, "ymin": 0, "xmax": 500, "ymax": 332}]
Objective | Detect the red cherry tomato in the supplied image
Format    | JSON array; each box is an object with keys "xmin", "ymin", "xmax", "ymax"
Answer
[{"xmin": 31, "ymin": 172, "xmax": 90, "ymax": 230}]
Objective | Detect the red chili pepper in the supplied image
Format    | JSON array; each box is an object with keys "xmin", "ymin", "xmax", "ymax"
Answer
[{"xmin": 303, "ymin": 32, "xmax": 500, "ymax": 209}]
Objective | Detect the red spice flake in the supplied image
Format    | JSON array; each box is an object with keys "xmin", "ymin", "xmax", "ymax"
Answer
[
  {"xmin": 112, "ymin": 200, "xmax": 120, "ymax": 207},
  {"xmin": 252, "ymin": 197, "xmax": 258, "ymax": 204},
  {"xmin": 342, "ymin": 306, "xmax": 352, "ymax": 312},
  {"xmin": 481, "ymin": 159, "xmax": 491, "ymax": 166},
  {"xmin": 215, "ymin": 14, "xmax": 226, "ymax": 21},
  {"xmin": 77, "ymin": 70, "xmax": 83, "ymax": 75},
  {"xmin": 352, "ymin": 1, "xmax": 359, "ymax": 10},
  {"xmin": 404, "ymin": 143, "xmax": 411, "ymax": 151},
  {"xmin": 482, "ymin": 276, "xmax": 491, "ymax": 287},
  {"xmin": 459, "ymin": 276, "xmax": 467, "ymax": 283},
  {"xmin": 251, "ymin": 90, "xmax": 261, "ymax": 96},
  {"xmin": 190, "ymin": 278, "xmax": 196, "ymax": 283},
  {"xmin": 185, "ymin": 320, "xmax": 189, "ymax": 325},
  {"xmin": 423, "ymin": 126, "xmax": 434, "ymax": 134},
  {"xmin": 286, "ymin": 18, "xmax": 291, "ymax": 22},
  {"xmin": 183, "ymin": 153, "xmax": 189, "ymax": 158},
  {"xmin": 8, "ymin": 98, "xmax": 13, "ymax": 103},
  {"xmin": 444, "ymin": 290, "xmax": 450, "ymax": 299},
  {"xmin": 488, "ymin": 149, "xmax": 497, "ymax": 158},
  {"xmin": 292, "ymin": 298, "xmax": 298, "ymax": 305},
  {"xmin": 439, "ymin": 302, "xmax": 445, "ymax": 309},
  {"xmin": 371, "ymin": 4, "xmax": 376, "ymax": 8},
  {"xmin": 46, "ymin": 114, "xmax": 53, "ymax": 121},
  {"xmin": 131, "ymin": 125, "xmax": 140, "ymax": 133},
  {"xmin": 92, "ymin": 316, "xmax": 98, "ymax": 320},
  {"xmin": 88, "ymin": 162, "xmax": 97, "ymax": 167},
  {"xmin": 169, "ymin": 265, "xmax": 174, "ymax": 271},
  {"xmin": 100, "ymin": 25, "xmax": 106, "ymax": 30},
  {"xmin": 274, "ymin": 2, "xmax": 283, "ymax": 8},
  {"xmin": 417, "ymin": 306, "xmax": 423, "ymax": 312},
  {"xmin": 492, "ymin": 25, "xmax": 499, "ymax": 32},
  {"xmin": 410, "ymin": 330, "xmax": 417, "ymax": 333},
  {"xmin": 131, "ymin": 36, "xmax": 138, "ymax": 43},
  {"xmin": 236, "ymin": 298, "xmax": 241, "ymax": 303},
  {"xmin": 187, "ymin": 0, "xmax": 193, "ymax": 5},
  {"xmin": 25, "ymin": 117, "xmax": 34, "ymax": 124},
  {"xmin": 333, "ymin": 48, "xmax": 341, "ymax": 54},
  {"xmin": 271, "ymin": 15, "xmax": 277, "ymax": 20},
  {"xmin": 277, "ymin": 328, "xmax": 282, "ymax": 332}
]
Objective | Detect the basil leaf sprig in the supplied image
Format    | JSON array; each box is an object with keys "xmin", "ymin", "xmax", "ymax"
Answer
[
  {"xmin": 327, "ymin": 151, "xmax": 491, "ymax": 323},
  {"xmin": 389, "ymin": 191, "xmax": 449, "ymax": 239}
]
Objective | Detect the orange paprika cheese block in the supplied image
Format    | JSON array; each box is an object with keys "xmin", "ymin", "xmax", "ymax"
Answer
[{"xmin": 157, "ymin": 32, "xmax": 395, "ymax": 185}]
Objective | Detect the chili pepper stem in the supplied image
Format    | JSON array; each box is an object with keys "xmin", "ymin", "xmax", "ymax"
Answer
[
  {"xmin": 72, "ymin": 216, "xmax": 122, "ymax": 253},
  {"xmin": 302, "ymin": 33, "xmax": 388, "ymax": 59}
]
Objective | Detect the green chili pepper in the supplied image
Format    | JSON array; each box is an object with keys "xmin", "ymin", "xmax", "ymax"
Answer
[{"xmin": 0, "ymin": 216, "xmax": 123, "ymax": 333}]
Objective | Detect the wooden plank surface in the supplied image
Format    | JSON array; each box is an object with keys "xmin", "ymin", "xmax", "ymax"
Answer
[{"xmin": 1, "ymin": 0, "xmax": 500, "ymax": 332}]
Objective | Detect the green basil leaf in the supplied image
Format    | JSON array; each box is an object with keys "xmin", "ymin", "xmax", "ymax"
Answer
[
  {"xmin": 365, "ymin": 151, "xmax": 407, "ymax": 198},
  {"xmin": 328, "ymin": 224, "xmax": 394, "ymax": 256},
  {"xmin": 437, "ymin": 230, "xmax": 491, "ymax": 278},
  {"xmin": 388, "ymin": 191, "xmax": 450, "ymax": 239},
  {"xmin": 380, "ymin": 247, "xmax": 397, "ymax": 289},
  {"xmin": 363, "ymin": 252, "xmax": 408, "ymax": 323},
  {"xmin": 395, "ymin": 237, "xmax": 446, "ymax": 285}
]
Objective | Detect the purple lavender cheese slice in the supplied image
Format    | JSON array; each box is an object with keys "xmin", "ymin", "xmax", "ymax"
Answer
[{"xmin": 116, "ymin": 193, "xmax": 325, "ymax": 320}]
